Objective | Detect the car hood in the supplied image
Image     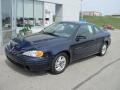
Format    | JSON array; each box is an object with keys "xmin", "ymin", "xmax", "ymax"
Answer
[
  {"xmin": 12, "ymin": 33, "xmax": 68, "ymax": 50},
  {"xmin": 25, "ymin": 33, "xmax": 57, "ymax": 43}
]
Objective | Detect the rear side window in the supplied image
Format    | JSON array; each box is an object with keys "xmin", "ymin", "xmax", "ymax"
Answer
[
  {"xmin": 93, "ymin": 26, "xmax": 102, "ymax": 34},
  {"xmin": 77, "ymin": 25, "xmax": 94, "ymax": 37}
]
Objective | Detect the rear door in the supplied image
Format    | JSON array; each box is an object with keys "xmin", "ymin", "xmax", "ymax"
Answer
[{"xmin": 71, "ymin": 24, "xmax": 98, "ymax": 60}]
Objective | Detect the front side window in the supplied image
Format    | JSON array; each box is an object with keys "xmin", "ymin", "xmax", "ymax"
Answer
[
  {"xmin": 42, "ymin": 23, "xmax": 79, "ymax": 37},
  {"xmin": 77, "ymin": 25, "xmax": 94, "ymax": 37}
]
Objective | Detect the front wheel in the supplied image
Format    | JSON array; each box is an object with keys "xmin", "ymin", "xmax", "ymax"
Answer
[
  {"xmin": 50, "ymin": 53, "xmax": 68, "ymax": 74},
  {"xmin": 98, "ymin": 43, "xmax": 108, "ymax": 56}
]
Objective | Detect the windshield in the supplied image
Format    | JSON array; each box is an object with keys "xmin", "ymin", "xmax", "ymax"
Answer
[{"xmin": 42, "ymin": 23, "xmax": 79, "ymax": 37}]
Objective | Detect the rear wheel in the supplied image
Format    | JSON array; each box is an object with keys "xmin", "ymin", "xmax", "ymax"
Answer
[
  {"xmin": 98, "ymin": 43, "xmax": 108, "ymax": 56},
  {"xmin": 50, "ymin": 53, "xmax": 68, "ymax": 74}
]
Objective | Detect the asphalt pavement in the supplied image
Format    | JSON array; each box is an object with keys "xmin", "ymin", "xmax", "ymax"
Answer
[{"xmin": 0, "ymin": 30, "xmax": 120, "ymax": 90}]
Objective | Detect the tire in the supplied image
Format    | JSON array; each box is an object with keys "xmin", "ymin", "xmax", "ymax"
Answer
[
  {"xmin": 50, "ymin": 53, "xmax": 68, "ymax": 74},
  {"xmin": 98, "ymin": 43, "xmax": 108, "ymax": 56}
]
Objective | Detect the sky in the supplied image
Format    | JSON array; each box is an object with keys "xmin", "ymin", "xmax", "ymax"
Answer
[{"xmin": 82, "ymin": 0, "xmax": 120, "ymax": 15}]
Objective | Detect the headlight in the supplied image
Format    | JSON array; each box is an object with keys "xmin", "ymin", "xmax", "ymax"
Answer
[{"xmin": 23, "ymin": 50, "xmax": 44, "ymax": 57}]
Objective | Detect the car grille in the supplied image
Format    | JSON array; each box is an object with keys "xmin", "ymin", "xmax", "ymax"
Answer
[{"xmin": 8, "ymin": 40, "xmax": 23, "ymax": 54}]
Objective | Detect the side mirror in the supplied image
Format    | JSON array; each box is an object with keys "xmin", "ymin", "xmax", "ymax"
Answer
[{"xmin": 75, "ymin": 36, "xmax": 87, "ymax": 41}]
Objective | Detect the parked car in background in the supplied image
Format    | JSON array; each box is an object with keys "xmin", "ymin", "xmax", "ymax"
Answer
[
  {"xmin": 5, "ymin": 22, "xmax": 111, "ymax": 74},
  {"xmin": 103, "ymin": 24, "xmax": 114, "ymax": 30}
]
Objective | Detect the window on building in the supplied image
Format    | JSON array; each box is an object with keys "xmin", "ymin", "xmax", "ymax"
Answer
[
  {"xmin": 16, "ymin": 0, "xmax": 24, "ymax": 27},
  {"xmin": 2, "ymin": 0, "xmax": 12, "ymax": 31},
  {"xmin": 34, "ymin": 1, "xmax": 44, "ymax": 27},
  {"xmin": 24, "ymin": 0, "xmax": 34, "ymax": 26},
  {"xmin": 1, "ymin": 0, "xmax": 12, "ymax": 43},
  {"xmin": 16, "ymin": 0, "xmax": 44, "ymax": 29}
]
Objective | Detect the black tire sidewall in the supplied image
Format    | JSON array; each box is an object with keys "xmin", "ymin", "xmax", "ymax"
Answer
[
  {"xmin": 51, "ymin": 53, "xmax": 68, "ymax": 74},
  {"xmin": 99, "ymin": 43, "xmax": 108, "ymax": 56}
]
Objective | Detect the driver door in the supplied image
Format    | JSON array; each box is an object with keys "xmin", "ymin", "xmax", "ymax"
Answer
[{"xmin": 72, "ymin": 24, "xmax": 98, "ymax": 61}]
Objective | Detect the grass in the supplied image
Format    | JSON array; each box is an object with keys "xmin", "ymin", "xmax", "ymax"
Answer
[{"xmin": 83, "ymin": 16, "xmax": 120, "ymax": 29}]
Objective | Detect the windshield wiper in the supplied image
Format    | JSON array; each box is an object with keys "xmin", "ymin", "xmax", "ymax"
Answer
[{"xmin": 43, "ymin": 32, "xmax": 60, "ymax": 37}]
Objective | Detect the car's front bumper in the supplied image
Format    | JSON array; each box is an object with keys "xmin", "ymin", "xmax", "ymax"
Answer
[{"xmin": 5, "ymin": 46, "xmax": 51, "ymax": 72}]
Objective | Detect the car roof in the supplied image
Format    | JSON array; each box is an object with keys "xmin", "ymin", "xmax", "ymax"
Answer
[
  {"xmin": 60, "ymin": 21, "xmax": 81, "ymax": 25},
  {"xmin": 59, "ymin": 21, "xmax": 94, "ymax": 26}
]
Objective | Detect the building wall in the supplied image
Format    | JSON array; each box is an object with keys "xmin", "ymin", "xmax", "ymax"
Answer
[
  {"xmin": 0, "ymin": 0, "xmax": 80, "ymax": 46},
  {"xmin": 62, "ymin": 1, "xmax": 80, "ymax": 21},
  {"xmin": 55, "ymin": 4, "xmax": 63, "ymax": 22},
  {"xmin": 41, "ymin": 0, "xmax": 80, "ymax": 21}
]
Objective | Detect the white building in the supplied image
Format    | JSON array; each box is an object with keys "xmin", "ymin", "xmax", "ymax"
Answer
[{"xmin": 0, "ymin": 0, "xmax": 80, "ymax": 46}]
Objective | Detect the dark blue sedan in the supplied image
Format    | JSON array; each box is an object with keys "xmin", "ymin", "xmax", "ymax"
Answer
[{"xmin": 5, "ymin": 22, "xmax": 111, "ymax": 74}]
